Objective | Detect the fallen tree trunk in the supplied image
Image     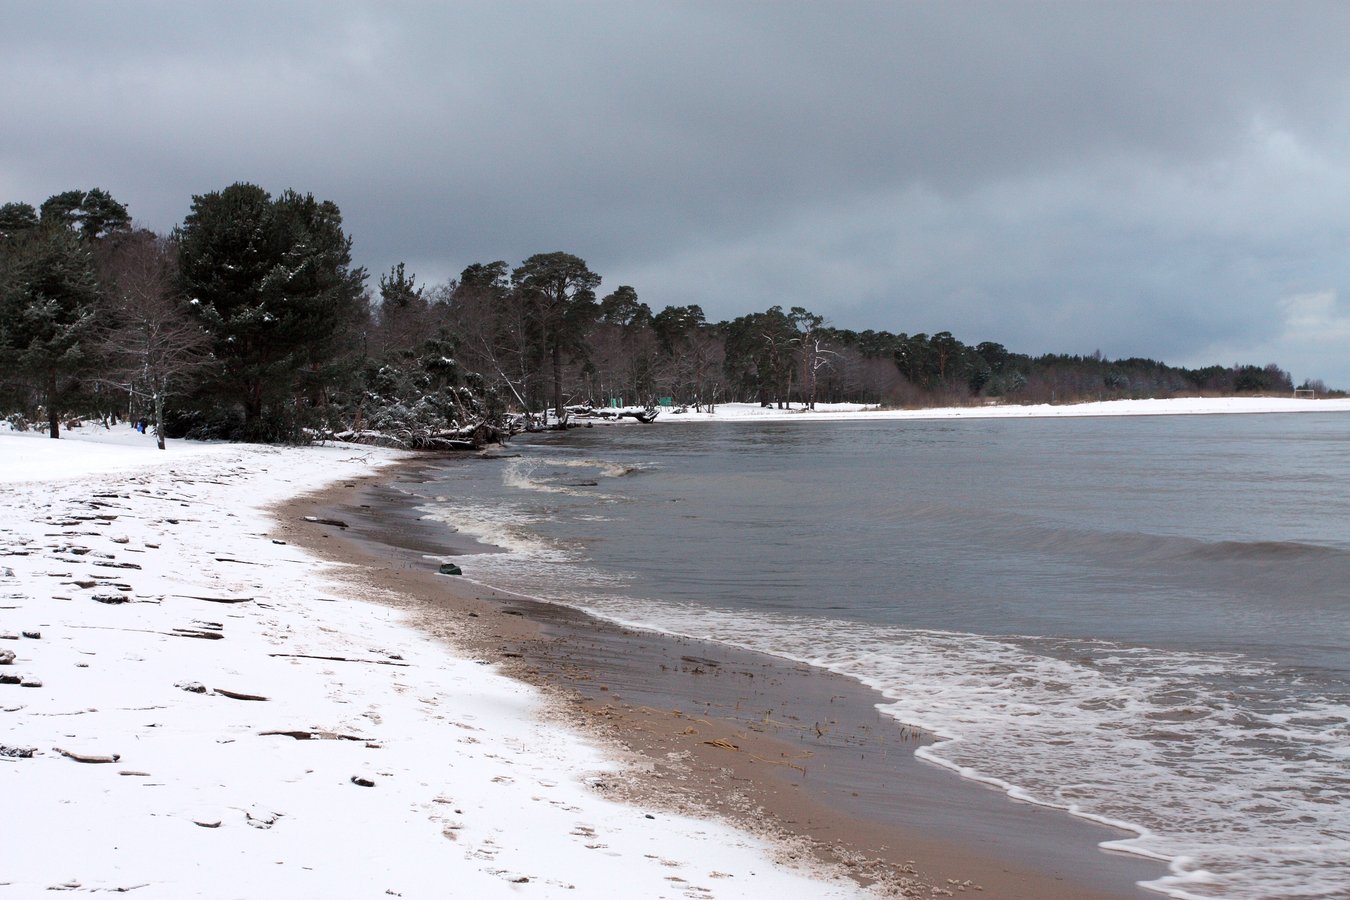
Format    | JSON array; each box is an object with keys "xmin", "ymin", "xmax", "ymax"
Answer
[
  {"xmin": 326, "ymin": 419, "xmax": 507, "ymax": 452},
  {"xmin": 54, "ymin": 747, "xmax": 120, "ymax": 763}
]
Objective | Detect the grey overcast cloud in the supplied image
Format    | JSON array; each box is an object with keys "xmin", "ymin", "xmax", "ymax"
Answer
[{"xmin": 4, "ymin": 1, "xmax": 1350, "ymax": 385}]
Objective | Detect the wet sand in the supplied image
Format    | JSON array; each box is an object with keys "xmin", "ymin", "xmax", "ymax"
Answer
[{"xmin": 276, "ymin": 456, "xmax": 1170, "ymax": 898}]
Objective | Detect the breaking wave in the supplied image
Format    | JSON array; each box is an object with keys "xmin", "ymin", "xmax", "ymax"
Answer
[
  {"xmin": 500, "ymin": 457, "xmax": 646, "ymax": 496},
  {"xmin": 557, "ymin": 600, "xmax": 1350, "ymax": 900}
]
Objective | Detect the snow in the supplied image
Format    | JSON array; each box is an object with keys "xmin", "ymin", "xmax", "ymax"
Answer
[
  {"xmin": 659, "ymin": 396, "xmax": 1350, "ymax": 422},
  {"xmin": 5, "ymin": 395, "xmax": 1345, "ymax": 897},
  {"xmin": 0, "ymin": 423, "xmax": 233, "ymax": 483},
  {"xmin": 0, "ymin": 425, "xmax": 860, "ymax": 899}
]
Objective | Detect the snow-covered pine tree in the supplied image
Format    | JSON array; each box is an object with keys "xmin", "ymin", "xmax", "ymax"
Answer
[
  {"xmin": 176, "ymin": 183, "xmax": 367, "ymax": 441},
  {"xmin": 0, "ymin": 225, "xmax": 101, "ymax": 437}
]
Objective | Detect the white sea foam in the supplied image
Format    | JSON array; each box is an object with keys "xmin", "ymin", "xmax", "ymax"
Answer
[
  {"xmin": 451, "ymin": 555, "xmax": 1350, "ymax": 900},
  {"xmin": 417, "ymin": 498, "xmax": 637, "ymax": 594},
  {"xmin": 498, "ymin": 456, "xmax": 645, "ymax": 496},
  {"xmin": 412, "ymin": 426, "xmax": 1350, "ymax": 900},
  {"xmin": 500, "ymin": 459, "xmax": 589, "ymax": 496},
  {"xmin": 576, "ymin": 604, "xmax": 1350, "ymax": 900},
  {"xmin": 540, "ymin": 456, "xmax": 645, "ymax": 479},
  {"xmin": 417, "ymin": 500, "xmax": 562, "ymax": 560}
]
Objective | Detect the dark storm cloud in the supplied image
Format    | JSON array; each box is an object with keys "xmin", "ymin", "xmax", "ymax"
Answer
[{"xmin": 5, "ymin": 1, "xmax": 1350, "ymax": 382}]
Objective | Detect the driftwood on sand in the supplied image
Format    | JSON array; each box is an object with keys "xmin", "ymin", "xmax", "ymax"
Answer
[
  {"xmin": 172, "ymin": 594, "xmax": 254, "ymax": 604},
  {"xmin": 328, "ymin": 420, "xmax": 507, "ymax": 452},
  {"xmin": 267, "ymin": 652, "xmax": 410, "ymax": 667},
  {"xmin": 54, "ymin": 747, "xmax": 121, "ymax": 764},
  {"xmin": 212, "ymin": 688, "xmax": 269, "ymax": 701}
]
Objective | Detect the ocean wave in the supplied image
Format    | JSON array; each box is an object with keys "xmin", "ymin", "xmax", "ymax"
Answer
[
  {"xmin": 410, "ymin": 425, "xmax": 1350, "ymax": 899},
  {"xmin": 1180, "ymin": 539, "xmax": 1346, "ymax": 562},
  {"xmin": 974, "ymin": 516, "xmax": 1350, "ymax": 570},
  {"xmin": 417, "ymin": 500, "xmax": 565, "ymax": 561},
  {"xmin": 531, "ymin": 598, "xmax": 1350, "ymax": 900},
  {"xmin": 499, "ymin": 457, "xmax": 647, "ymax": 496},
  {"xmin": 413, "ymin": 496, "xmax": 1350, "ymax": 898}
]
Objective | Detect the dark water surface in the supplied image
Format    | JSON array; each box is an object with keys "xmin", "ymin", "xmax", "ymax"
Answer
[{"xmin": 409, "ymin": 413, "xmax": 1350, "ymax": 899}]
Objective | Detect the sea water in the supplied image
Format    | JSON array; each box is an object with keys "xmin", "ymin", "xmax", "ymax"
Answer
[{"xmin": 410, "ymin": 413, "xmax": 1350, "ymax": 899}]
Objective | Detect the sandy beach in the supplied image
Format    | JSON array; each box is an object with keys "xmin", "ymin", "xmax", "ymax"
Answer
[
  {"xmin": 6, "ymin": 396, "xmax": 1349, "ymax": 897},
  {"xmin": 0, "ymin": 428, "xmax": 869, "ymax": 898},
  {"xmin": 283, "ymin": 453, "xmax": 1170, "ymax": 899}
]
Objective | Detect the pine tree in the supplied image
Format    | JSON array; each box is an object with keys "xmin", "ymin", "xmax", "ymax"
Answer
[
  {"xmin": 0, "ymin": 202, "xmax": 39, "ymax": 239},
  {"xmin": 76, "ymin": 189, "xmax": 132, "ymax": 241},
  {"xmin": 511, "ymin": 252, "xmax": 600, "ymax": 423},
  {"xmin": 38, "ymin": 190, "xmax": 86, "ymax": 230},
  {"xmin": 375, "ymin": 262, "xmax": 434, "ymax": 355},
  {"xmin": 176, "ymin": 183, "xmax": 367, "ymax": 441},
  {"xmin": 36, "ymin": 189, "xmax": 130, "ymax": 240},
  {"xmin": 445, "ymin": 261, "xmax": 535, "ymax": 415},
  {"xmin": 0, "ymin": 226, "xmax": 101, "ymax": 437}
]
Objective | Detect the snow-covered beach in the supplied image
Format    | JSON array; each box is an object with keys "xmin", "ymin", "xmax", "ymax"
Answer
[
  {"xmin": 652, "ymin": 395, "xmax": 1350, "ymax": 423},
  {"xmin": 0, "ymin": 425, "xmax": 866, "ymax": 899},
  {"xmin": 5, "ymin": 395, "xmax": 1349, "ymax": 899}
]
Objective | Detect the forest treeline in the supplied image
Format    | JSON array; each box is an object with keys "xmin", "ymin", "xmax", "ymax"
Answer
[{"xmin": 0, "ymin": 184, "xmax": 1332, "ymax": 446}]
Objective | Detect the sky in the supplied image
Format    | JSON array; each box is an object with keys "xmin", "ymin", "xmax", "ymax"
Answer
[{"xmin": 4, "ymin": 1, "xmax": 1350, "ymax": 386}]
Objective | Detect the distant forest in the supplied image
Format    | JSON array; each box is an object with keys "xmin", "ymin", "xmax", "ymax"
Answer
[{"xmin": 0, "ymin": 184, "xmax": 1336, "ymax": 446}]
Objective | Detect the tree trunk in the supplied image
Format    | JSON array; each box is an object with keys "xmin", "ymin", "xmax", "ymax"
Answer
[
  {"xmin": 552, "ymin": 341, "xmax": 565, "ymax": 424},
  {"xmin": 154, "ymin": 390, "xmax": 166, "ymax": 450},
  {"xmin": 243, "ymin": 380, "xmax": 264, "ymax": 432},
  {"xmin": 47, "ymin": 373, "xmax": 60, "ymax": 439}
]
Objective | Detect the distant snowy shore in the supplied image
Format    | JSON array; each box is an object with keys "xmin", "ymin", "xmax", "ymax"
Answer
[
  {"xmin": 656, "ymin": 396, "xmax": 1350, "ymax": 423},
  {"xmin": 0, "ymin": 426, "xmax": 861, "ymax": 899}
]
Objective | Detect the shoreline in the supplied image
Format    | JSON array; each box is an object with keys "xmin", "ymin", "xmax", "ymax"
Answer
[
  {"xmin": 646, "ymin": 396, "xmax": 1350, "ymax": 423},
  {"xmin": 280, "ymin": 454, "xmax": 1170, "ymax": 899},
  {"xmin": 2, "ymin": 435, "xmax": 883, "ymax": 897}
]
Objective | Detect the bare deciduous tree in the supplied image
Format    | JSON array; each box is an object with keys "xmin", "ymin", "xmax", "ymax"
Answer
[
  {"xmin": 444, "ymin": 262, "xmax": 539, "ymax": 419},
  {"xmin": 96, "ymin": 230, "xmax": 211, "ymax": 449}
]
